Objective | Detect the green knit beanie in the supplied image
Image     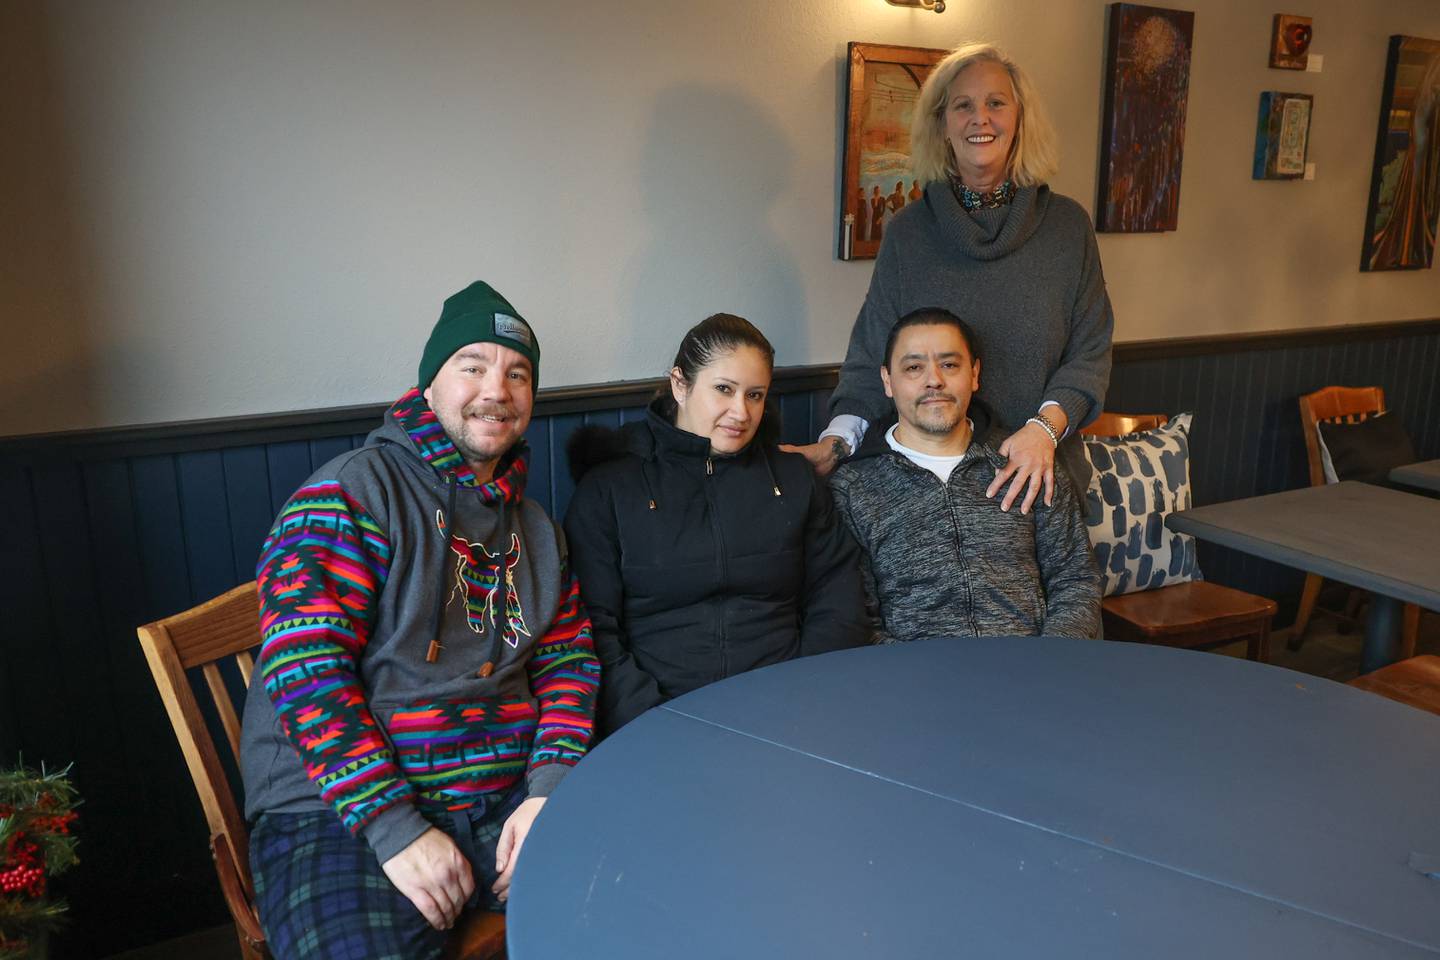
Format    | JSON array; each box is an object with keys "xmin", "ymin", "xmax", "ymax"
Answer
[{"xmin": 417, "ymin": 281, "xmax": 541, "ymax": 391}]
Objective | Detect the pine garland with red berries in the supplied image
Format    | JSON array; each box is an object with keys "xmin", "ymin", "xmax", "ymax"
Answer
[{"xmin": 0, "ymin": 765, "xmax": 80, "ymax": 960}]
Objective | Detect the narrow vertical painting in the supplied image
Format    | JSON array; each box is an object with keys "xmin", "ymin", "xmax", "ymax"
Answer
[
  {"xmin": 840, "ymin": 43, "xmax": 947, "ymax": 260},
  {"xmin": 1253, "ymin": 91, "xmax": 1312, "ymax": 180},
  {"xmin": 1361, "ymin": 35, "xmax": 1440, "ymax": 272},
  {"xmin": 1096, "ymin": 4, "xmax": 1196, "ymax": 233}
]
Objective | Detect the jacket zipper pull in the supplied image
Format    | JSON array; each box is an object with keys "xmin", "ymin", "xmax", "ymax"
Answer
[{"xmin": 706, "ymin": 458, "xmax": 713, "ymax": 476}]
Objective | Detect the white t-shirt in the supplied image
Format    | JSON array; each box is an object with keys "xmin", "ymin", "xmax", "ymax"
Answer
[
  {"xmin": 819, "ymin": 401, "xmax": 1065, "ymax": 453},
  {"xmin": 884, "ymin": 423, "xmax": 968, "ymax": 483}
]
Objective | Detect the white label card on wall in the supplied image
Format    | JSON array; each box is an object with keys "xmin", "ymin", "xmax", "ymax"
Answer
[
  {"xmin": 1306, "ymin": 53, "xmax": 1323, "ymax": 73},
  {"xmin": 1304, "ymin": 163, "xmax": 1316, "ymax": 181}
]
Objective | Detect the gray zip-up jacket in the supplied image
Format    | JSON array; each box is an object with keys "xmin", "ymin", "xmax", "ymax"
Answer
[{"xmin": 829, "ymin": 410, "xmax": 1101, "ymax": 642}]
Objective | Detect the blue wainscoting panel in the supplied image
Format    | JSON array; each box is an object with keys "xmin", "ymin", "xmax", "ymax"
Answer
[
  {"xmin": 176, "ymin": 450, "xmax": 241, "ymax": 602},
  {"xmin": 2, "ymin": 326, "xmax": 1438, "ymax": 958},
  {"xmin": 264, "ymin": 439, "xmax": 313, "ymax": 517},
  {"xmin": 308, "ymin": 435, "xmax": 355, "ymax": 472},
  {"xmin": 547, "ymin": 412, "xmax": 586, "ymax": 520},
  {"xmin": 223, "ymin": 446, "xmax": 278, "ymax": 580},
  {"xmin": 778, "ymin": 391, "xmax": 812, "ymax": 445}
]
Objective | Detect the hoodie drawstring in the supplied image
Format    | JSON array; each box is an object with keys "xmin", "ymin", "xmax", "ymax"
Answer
[
  {"xmin": 477, "ymin": 497, "xmax": 511, "ymax": 677},
  {"xmin": 427, "ymin": 474, "xmax": 459, "ymax": 663}
]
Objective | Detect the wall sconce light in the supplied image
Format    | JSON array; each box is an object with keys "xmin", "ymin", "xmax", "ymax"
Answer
[{"xmin": 886, "ymin": 0, "xmax": 946, "ymax": 12}]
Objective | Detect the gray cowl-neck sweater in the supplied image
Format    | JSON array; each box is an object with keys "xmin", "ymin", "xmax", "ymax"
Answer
[{"xmin": 832, "ymin": 182, "xmax": 1114, "ymax": 446}]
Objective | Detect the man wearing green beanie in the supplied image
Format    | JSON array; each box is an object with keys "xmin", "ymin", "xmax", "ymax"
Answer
[
  {"xmin": 418, "ymin": 280, "xmax": 543, "ymax": 482},
  {"xmin": 240, "ymin": 281, "xmax": 599, "ymax": 959},
  {"xmin": 418, "ymin": 280, "xmax": 541, "ymax": 395}
]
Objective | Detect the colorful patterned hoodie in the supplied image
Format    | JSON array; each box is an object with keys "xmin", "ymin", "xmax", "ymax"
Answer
[{"xmin": 240, "ymin": 388, "xmax": 599, "ymax": 865}]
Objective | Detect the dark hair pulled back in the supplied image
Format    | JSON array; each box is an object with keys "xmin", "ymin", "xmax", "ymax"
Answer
[{"xmin": 654, "ymin": 313, "xmax": 775, "ymax": 420}]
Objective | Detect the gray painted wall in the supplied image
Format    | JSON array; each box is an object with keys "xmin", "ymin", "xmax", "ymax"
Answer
[{"xmin": 5, "ymin": 0, "xmax": 1440, "ymax": 436}]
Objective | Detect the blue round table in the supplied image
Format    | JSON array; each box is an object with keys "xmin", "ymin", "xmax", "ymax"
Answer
[{"xmin": 509, "ymin": 637, "xmax": 1440, "ymax": 958}]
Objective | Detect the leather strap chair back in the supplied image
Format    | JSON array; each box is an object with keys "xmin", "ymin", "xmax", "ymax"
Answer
[
  {"xmin": 1298, "ymin": 385, "xmax": 1385, "ymax": 488},
  {"xmin": 1292, "ymin": 386, "xmax": 1417, "ymax": 661}
]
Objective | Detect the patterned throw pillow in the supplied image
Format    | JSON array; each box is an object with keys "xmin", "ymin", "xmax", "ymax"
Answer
[{"xmin": 1082, "ymin": 413, "xmax": 1200, "ymax": 597}]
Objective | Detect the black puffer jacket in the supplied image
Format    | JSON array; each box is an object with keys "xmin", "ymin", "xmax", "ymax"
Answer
[{"xmin": 563, "ymin": 399, "xmax": 868, "ymax": 737}]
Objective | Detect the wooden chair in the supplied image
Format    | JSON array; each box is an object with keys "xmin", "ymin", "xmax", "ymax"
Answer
[
  {"xmin": 1348, "ymin": 655, "xmax": 1440, "ymax": 716},
  {"xmin": 137, "ymin": 582, "xmax": 506, "ymax": 960},
  {"xmin": 1081, "ymin": 413, "xmax": 1278, "ymax": 661},
  {"xmin": 1294, "ymin": 386, "xmax": 1420, "ymax": 659}
]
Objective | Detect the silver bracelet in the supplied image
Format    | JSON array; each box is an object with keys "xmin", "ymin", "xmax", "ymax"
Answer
[{"xmin": 1026, "ymin": 416, "xmax": 1059, "ymax": 448}]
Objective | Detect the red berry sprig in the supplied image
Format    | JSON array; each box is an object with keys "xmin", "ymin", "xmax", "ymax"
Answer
[
  {"xmin": 0, "ymin": 863, "xmax": 46, "ymax": 899},
  {"xmin": 0, "ymin": 838, "xmax": 48, "ymax": 899}
]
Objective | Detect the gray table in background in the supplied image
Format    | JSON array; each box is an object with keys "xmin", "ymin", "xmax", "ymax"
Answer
[
  {"xmin": 1392, "ymin": 460, "xmax": 1440, "ymax": 493},
  {"xmin": 508, "ymin": 639, "xmax": 1440, "ymax": 959},
  {"xmin": 1168, "ymin": 481, "xmax": 1440, "ymax": 674}
]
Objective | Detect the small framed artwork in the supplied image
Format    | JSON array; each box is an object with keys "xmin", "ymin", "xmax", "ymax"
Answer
[
  {"xmin": 1096, "ymin": 4, "xmax": 1196, "ymax": 233},
  {"xmin": 1269, "ymin": 14, "xmax": 1313, "ymax": 70},
  {"xmin": 1361, "ymin": 35, "xmax": 1440, "ymax": 271},
  {"xmin": 1253, "ymin": 91, "xmax": 1312, "ymax": 179},
  {"xmin": 839, "ymin": 42, "xmax": 948, "ymax": 260}
]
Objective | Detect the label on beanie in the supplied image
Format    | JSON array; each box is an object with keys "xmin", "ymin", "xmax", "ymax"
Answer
[{"xmin": 494, "ymin": 313, "xmax": 533, "ymax": 348}]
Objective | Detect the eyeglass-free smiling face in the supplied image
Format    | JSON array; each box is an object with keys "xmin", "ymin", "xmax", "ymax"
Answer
[
  {"xmin": 424, "ymin": 341, "xmax": 534, "ymax": 474},
  {"xmin": 944, "ymin": 60, "xmax": 1018, "ymax": 192}
]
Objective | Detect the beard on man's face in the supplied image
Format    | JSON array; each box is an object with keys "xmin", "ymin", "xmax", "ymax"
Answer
[
  {"xmin": 907, "ymin": 392, "xmax": 964, "ymax": 435},
  {"xmin": 437, "ymin": 402, "xmax": 521, "ymax": 465}
]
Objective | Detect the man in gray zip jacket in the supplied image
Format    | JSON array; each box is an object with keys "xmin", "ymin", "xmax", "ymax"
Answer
[{"xmin": 829, "ymin": 307, "xmax": 1100, "ymax": 642}]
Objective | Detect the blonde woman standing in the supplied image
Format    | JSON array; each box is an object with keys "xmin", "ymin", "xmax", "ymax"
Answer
[{"xmin": 790, "ymin": 43, "xmax": 1114, "ymax": 507}]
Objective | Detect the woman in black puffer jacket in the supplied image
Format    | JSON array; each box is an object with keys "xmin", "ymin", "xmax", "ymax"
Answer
[{"xmin": 564, "ymin": 314, "xmax": 869, "ymax": 738}]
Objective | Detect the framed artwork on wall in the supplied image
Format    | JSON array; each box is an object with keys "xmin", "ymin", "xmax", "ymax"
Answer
[
  {"xmin": 1253, "ymin": 91, "xmax": 1312, "ymax": 180},
  {"xmin": 839, "ymin": 42, "xmax": 948, "ymax": 260},
  {"xmin": 1096, "ymin": 3, "xmax": 1196, "ymax": 233},
  {"xmin": 1269, "ymin": 14, "xmax": 1313, "ymax": 70},
  {"xmin": 1361, "ymin": 35, "xmax": 1440, "ymax": 272}
]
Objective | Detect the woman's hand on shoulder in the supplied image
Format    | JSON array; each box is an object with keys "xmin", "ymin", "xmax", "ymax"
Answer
[
  {"xmin": 780, "ymin": 438, "xmax": 850, "ymax": 477},
  {"xmin": 986, "ymin": 422, "xmax": 1056, "ymax": 515}
]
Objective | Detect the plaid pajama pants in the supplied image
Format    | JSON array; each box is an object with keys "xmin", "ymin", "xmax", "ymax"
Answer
[{"xmin": 250, "ymin": 787, "xmax": 523, "ymax": 960}]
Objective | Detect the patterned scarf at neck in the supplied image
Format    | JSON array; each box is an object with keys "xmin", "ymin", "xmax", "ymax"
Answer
[{"xmin": 950, "ymin": 176, "xmax": 1016, "ymax": 210}]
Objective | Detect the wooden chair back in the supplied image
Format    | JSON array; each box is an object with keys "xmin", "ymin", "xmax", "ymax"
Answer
[
  {"xmin": 137, "ymin": 581, "xmax": 266, "ymax": 958},
  {"xmin": 1077, "ymin": 409, "xmax": 1276, "ymax": 661},
  {"xmin": 138, "ymin": 585, "xmax": 510, "ymax": 960},
  {"xmin": 1298, "ymin": 386, "xmax": 1385, "ymax": 487},
  {"xmin": 1080, "ymin": 412, "xmax": 1169, "ymax": 438}
]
